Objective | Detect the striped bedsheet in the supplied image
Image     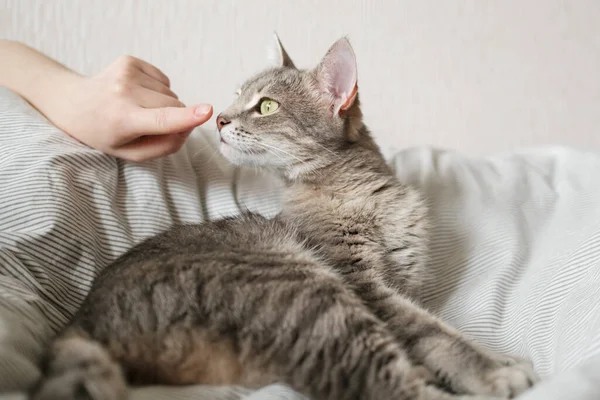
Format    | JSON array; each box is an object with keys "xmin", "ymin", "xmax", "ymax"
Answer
[{"xmin": 0, "ymin": 87, "xmax": 599, "ymax": 399}]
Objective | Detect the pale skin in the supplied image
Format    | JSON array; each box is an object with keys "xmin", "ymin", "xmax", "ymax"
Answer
[{"xmin": 0, "ymin": 40, "xmax": 213, "ymax": 162}]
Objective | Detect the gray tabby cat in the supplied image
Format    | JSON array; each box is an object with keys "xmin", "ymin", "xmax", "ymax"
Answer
[{"xmin": 31, "ymin": 36, "xmax": 539, "ymax": 400}]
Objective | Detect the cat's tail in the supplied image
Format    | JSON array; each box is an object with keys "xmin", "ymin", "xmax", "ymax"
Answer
[{"xmin": 29, "ymin": 328, "xmax": 128, "ymax": 400}]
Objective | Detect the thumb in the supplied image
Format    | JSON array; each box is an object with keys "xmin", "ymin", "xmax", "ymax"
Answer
[
  {"xmin": 116, "ymin": 132, "xmax": 190, "ymax": 162},
  {"xmin": 128, "ymin": 104, "xmax": 213, "ymax": 136}
]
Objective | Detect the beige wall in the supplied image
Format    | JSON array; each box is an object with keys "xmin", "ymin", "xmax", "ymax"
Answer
[{"xmin": 2, "ymin": 0, "xmax": 599, "ymax": 157}]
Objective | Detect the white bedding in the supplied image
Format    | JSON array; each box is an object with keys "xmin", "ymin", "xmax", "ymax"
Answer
[{"xmin": 0, "ymin": 87, "xmax": 599, "ymax": 399}]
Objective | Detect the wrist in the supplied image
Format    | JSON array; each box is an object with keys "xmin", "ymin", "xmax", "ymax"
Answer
[{"xmin": 26, "ymin": 65, "xmax": 84, "ymax": 124}]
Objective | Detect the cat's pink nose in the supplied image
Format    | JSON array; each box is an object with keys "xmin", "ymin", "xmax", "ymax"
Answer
[{"xmin": 216, "ymin": 115, "xmax": 231, "ymax": 132}]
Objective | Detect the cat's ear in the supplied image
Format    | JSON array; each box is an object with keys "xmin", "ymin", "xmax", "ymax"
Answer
[
  {"xmin": 315, "ymin": 37, "xmax": 358, "ymax": 116},
  {"xmin": 267, "ymin": 32, "xmax": 296, "ymax": 69}
]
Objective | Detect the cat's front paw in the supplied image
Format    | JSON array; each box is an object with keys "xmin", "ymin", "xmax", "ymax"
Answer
[{"xmin": 482, "ymin": 359, "xmax": 539, "ymax": 399}]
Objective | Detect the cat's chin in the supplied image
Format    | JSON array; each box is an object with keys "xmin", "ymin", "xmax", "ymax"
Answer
[
  {"xmin": 218, "ymin": 142, "xmax": 244, "ymax": 166},
  {"xmin": 218, "ymin": 142, "xmax": 264, "ymax": 167}
]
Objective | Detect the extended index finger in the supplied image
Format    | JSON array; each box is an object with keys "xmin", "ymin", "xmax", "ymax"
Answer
[{"xmin": 125, "ymin": 104, "xmax": 213, "ymax": 137}]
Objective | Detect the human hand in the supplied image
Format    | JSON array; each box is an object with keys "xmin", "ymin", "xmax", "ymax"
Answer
[{"xmin": 52, "ymin": 56, "xmax": 213, "ymax": 162}]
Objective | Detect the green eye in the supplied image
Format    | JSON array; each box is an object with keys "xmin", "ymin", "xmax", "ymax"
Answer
[{"xmin": 259, "ymin": 99, "xmax": 279, "ymax": 115}]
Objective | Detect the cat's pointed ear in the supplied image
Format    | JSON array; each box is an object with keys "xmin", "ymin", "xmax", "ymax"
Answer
[
  {"xmin": 315, "ymin": 37, "xmax": 358, "ymax": 116},
  {"xmin": 267, "ymin": 32, "xmax": 296, "ymax": 69}
]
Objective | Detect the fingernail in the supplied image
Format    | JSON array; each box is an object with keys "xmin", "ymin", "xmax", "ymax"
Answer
[{"xmin": 194, "ymin": 104, "xmax": 212, "ymax": 117}]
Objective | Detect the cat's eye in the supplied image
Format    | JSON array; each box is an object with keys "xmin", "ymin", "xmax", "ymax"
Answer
[{"xmin": 259, "ymin": 99, "xmax": 279, "ymax": 115}]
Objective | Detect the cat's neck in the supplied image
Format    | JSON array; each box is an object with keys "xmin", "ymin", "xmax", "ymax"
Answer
[{"xmin": 281, "ymin": 139, "xmax": 395, "ymax": 203}]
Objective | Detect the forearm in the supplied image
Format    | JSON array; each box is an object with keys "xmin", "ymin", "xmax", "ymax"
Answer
[
  {"xmin": 0, "ymin": 40, "xmax": 212, "ymax": 161},
  {"xmin": 0, "ymin": 40, "xmax": 82, "ymax": 120}
]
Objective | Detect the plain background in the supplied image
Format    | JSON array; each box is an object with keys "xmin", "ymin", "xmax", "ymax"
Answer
[{"xmin": 2, "ymin": 0, "xmax": 599, "ymax": 158}]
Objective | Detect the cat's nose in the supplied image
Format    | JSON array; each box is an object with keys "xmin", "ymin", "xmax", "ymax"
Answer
[{"xmin": 216, "ymin": 115, "xmax": 231, "ymax": 132}]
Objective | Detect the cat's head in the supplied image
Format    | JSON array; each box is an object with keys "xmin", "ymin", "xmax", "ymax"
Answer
[{"xmin": 216, "ymin": 35, "xmax": 367, "ymax": 180}]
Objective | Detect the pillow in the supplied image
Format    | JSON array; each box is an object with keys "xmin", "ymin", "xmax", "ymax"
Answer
[
  {"xmin": 392, "ymin": 147, "xmax": 600, "ymax": 399},
  {"xmin": 1, "ymin": 87, "xmax": 599, "ymax": 399}
]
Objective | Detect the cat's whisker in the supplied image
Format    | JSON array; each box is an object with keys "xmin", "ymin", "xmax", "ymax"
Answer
[
  {"xmin": 246, "ymin": 141, "xmax": 296, "ymax": 174},
  {"xmin": 190, "ymin": 145, "xmax": 214, "ymax": 161},
  {"xmin": 192, "ymin": 143, "xmax": 223, "ymax": 168},
  {"xmin": 249, "ymin": 141, "xmax": 288, "ymax": 161},
  {"xmin": 254, "ymin": 141, "xmax": 324, "ymax": 178},
  {"xmin": 188, "ymin": 142, "xmax": 213, "ymax": 159},
  {"xmin": 312, "ymin": 141, "xmax": 341, "ymax": 160},
  {"xmin": 266, "ymin": 146, "xmax": 322, "ymax": 178}
]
